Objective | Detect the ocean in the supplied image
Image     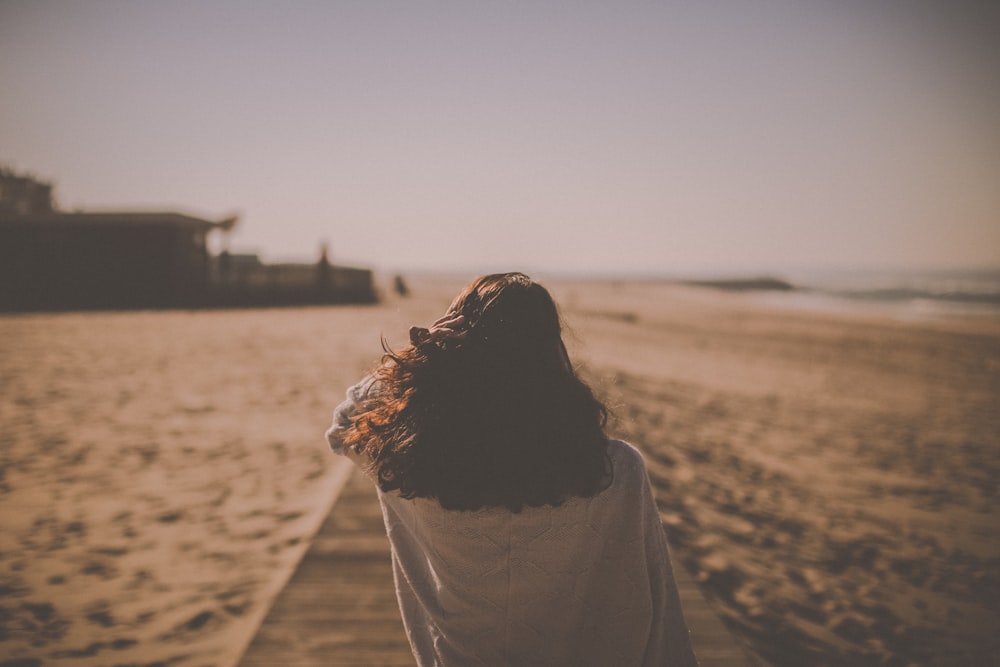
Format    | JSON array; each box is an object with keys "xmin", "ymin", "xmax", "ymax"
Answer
[{"xmin": 755, "ymin": 267, "xmax": 1000, "ymax": 318}]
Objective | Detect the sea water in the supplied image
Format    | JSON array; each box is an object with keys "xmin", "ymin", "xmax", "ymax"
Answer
[{"xmin": 759, "ymin": 267, "xmax": 1000, "ymax": 318}]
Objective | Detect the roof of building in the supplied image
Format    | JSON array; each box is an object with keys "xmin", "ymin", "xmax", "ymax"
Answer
[{"xmin": 0, "ymin": 211, "xmax": 238, "ymax": 231}]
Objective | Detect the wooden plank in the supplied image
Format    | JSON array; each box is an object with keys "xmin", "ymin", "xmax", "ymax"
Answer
[
  {"xmin": 237, "ymin": 466, "xmax": 755, "ymax": 667},
  {"xmin": 238, "ymin": 467, "xmax": 413, "ymax": 666},
  {"xmin": 674, "ymin": 567, "xmax": 756, "ymax": 664}
]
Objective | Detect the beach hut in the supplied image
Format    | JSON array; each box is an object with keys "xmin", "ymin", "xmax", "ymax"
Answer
[{"xmin": 0, "ymin": 211, "xmax": 236, "ymax": 311}]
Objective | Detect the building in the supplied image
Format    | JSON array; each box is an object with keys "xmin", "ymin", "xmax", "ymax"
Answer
[
  {"xmin": 0, "ymin": 211, "xmax": 236, "ymax": 311},
  {"xmin": 0, "ymin": 167, "xmax": 376, "ymax": 311},
  {"xmin": 0, "ymin": 210, "xmax": 377, "ymax": 311}
]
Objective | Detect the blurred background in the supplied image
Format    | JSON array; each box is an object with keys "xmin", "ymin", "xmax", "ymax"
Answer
[{"xmin": 1, "ymin": 2, "xmax": 998, "ymax": 666}]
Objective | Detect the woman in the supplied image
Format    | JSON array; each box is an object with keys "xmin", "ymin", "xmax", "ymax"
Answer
[{"xmin": 326, "ymin": 273, "xmax": 697, "ymax": 666}]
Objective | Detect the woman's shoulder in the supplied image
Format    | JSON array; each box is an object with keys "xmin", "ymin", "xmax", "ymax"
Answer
[
  {"xmin": 349, "ymin": 373, "xmax": 382, "ymax": 401},
  {"xmin": 606, "ymin": 439, "xmax": 651, "ymax": 481},
  {"xmin": 607, "ymin": 438, "xmax": 645, "ymax": 464}
]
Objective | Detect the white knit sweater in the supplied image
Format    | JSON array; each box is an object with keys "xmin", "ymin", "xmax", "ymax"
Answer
[{"xmin": 326, "ymin": 379, "xmax": 698, "ymax": 667}]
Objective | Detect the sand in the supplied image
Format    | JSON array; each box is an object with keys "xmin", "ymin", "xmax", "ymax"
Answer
[
  {"xmin": 0, "ymin": 275, "xmax": 997, "ymax": 666},
  {"xmin": 553, "ymin": 280, "xmax": 1000, "ymax": 666}
]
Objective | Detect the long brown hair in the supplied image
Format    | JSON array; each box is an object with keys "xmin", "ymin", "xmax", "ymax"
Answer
[{"xmin": 344, "ymin": 272, "xmax": 610, "ymax": 512}]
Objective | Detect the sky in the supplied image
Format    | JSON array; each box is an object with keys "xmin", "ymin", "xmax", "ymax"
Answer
[{"xmin": 1, "ymin": 1, "xmax": 998, "ymax": 276}]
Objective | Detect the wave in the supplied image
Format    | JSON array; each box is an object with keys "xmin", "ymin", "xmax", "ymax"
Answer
[
  {"xmin": 821, "ymin": 286, "xmax": 1000, "ymax": 306},
  {"xmin": 679, "ymin": 268, "xmax": 1000, "ymax": 314},
  {"xmin": 790, "ymin": 268, "xmax": 1000, "ymax": 308}
]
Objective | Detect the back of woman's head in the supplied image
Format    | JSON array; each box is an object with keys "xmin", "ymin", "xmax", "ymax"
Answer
[
  {"xmin": 345, "ymin": 272, "xmax": 610, "ymax": 511},
  {"xmin": 444, "ymin": 273, "xmax": 567, "ymax": 381}
]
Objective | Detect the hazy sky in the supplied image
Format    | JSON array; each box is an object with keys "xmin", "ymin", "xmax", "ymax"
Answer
[{"xmin": 2, "ymin": 1, "xmax": 998, "ymax": 275}]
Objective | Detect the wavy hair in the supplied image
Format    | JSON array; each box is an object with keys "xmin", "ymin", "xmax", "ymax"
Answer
[{"xmin": 343, "ymin": 272, "xmax": 610, "ymax": 512}]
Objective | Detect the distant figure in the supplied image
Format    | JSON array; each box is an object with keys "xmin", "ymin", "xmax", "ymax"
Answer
[
  {"xmin": 393, "ymin": 274, "xmax": 409, "ymax": 297},
  {"xmin": 326, "ymin": 273, "xmax": 697, "ymax": 666},
  {"xmin": 316, "ymin": 242, "xmax": 331, "ymax": 287}
]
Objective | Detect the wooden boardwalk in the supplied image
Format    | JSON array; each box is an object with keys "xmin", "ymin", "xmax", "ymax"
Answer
[{"xmin": 238, "ymin": 464, "xmax": 755, "ymax": 666}]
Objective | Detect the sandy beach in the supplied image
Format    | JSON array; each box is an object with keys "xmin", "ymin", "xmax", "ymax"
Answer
[
  {"xmin": 1, "ymin": 275, "xmax": 997, "ymax": 666},
  {"xmin": 555, "ymin": 280, "xmax": 1000, "ymax": 666}
]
